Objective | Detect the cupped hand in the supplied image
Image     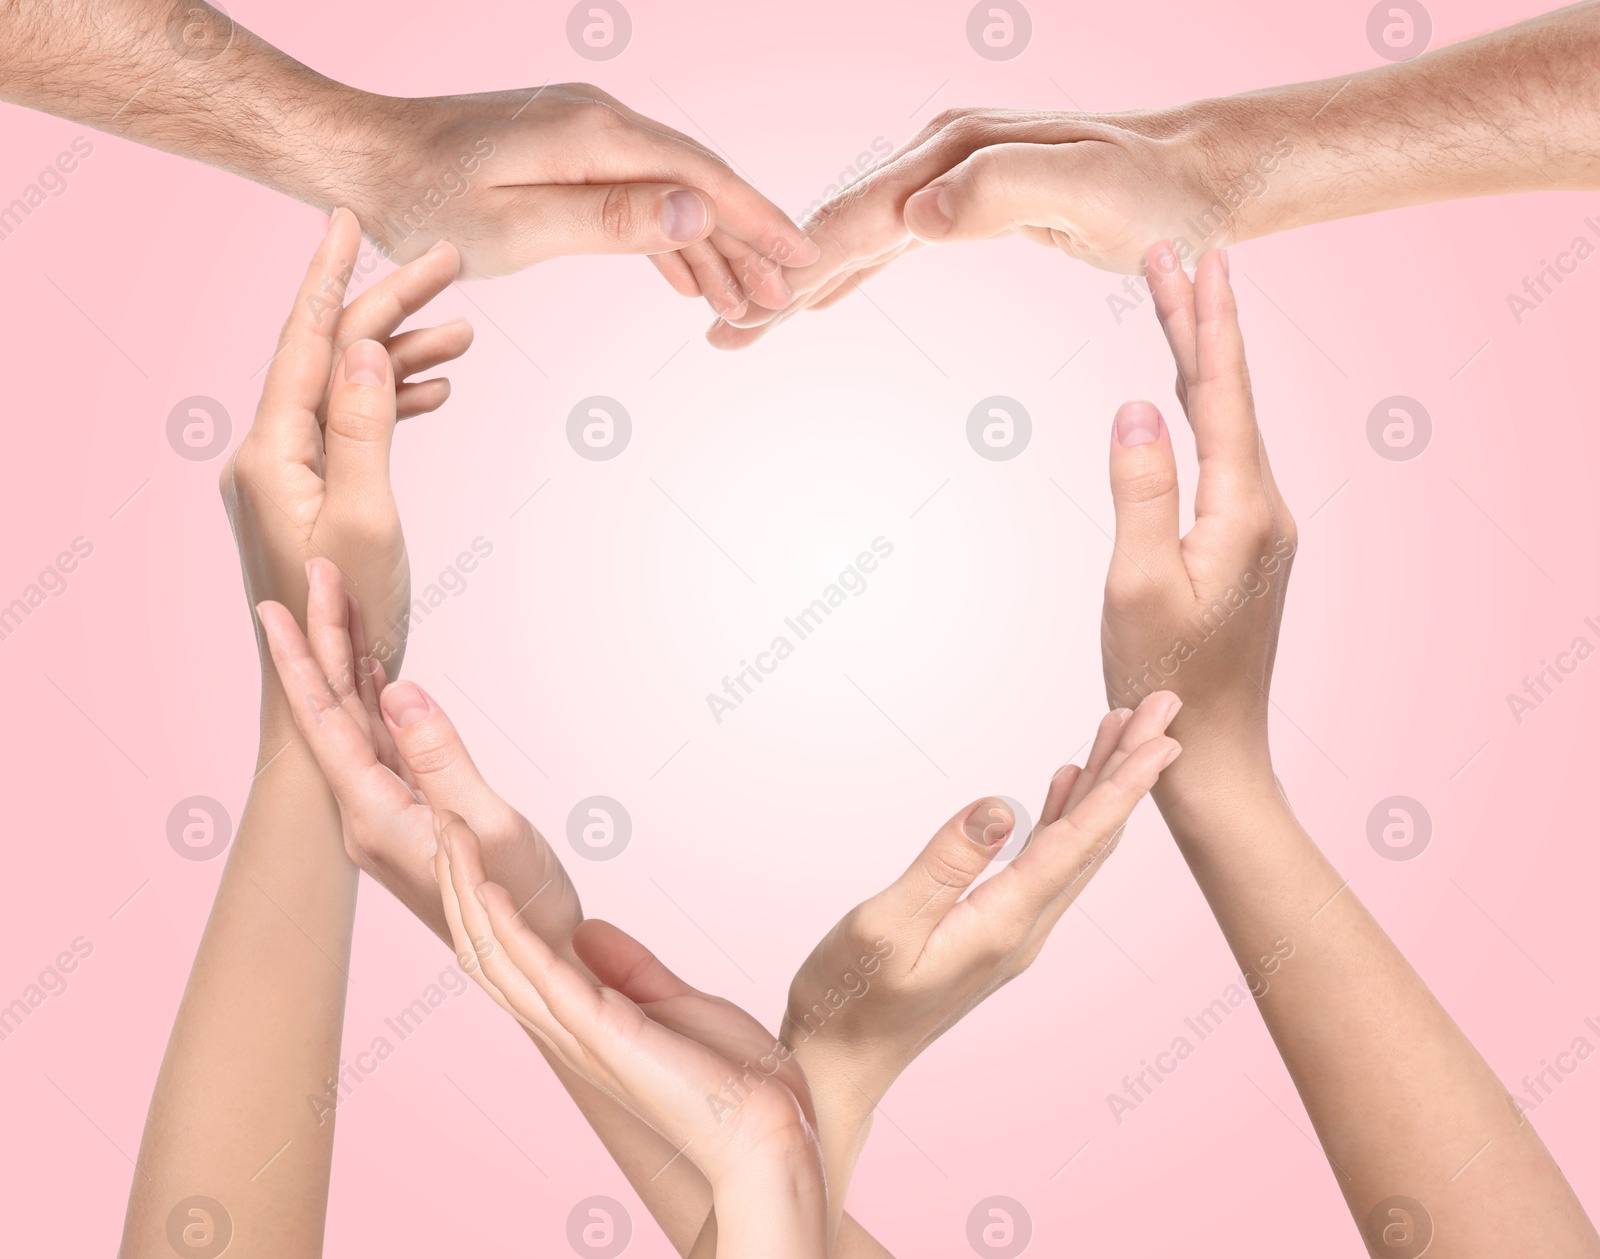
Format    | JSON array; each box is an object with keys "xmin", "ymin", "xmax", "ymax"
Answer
[
  {"xmin": 256, "ymin": 562, "xmax": 582, "ymax": 951},
  {"xmin": 351, "ymin": 84, "xmax": 820, "ymax": 314},
  {"xmin": 1099, "ymin": 246, "xmax": 1296, "ymax": 799},
  {"xmin": 221, "ymin": 207, "xmax": 473, "ymax": 693},
  {"xmin": 707, "ymin": 106, "xmax": 1227, "ymax": 348},
  {"xmin": 437, "ymin": 814, "xmax": 827, "ymax": 1245},
  {"xmin": 785, "ymin": 692, "xmax": 1182, "ymax": 1115}
]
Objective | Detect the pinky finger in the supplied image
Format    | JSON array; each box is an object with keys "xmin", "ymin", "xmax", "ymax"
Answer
[
  {"xmin": 395, "ymin": 378, "xmax": 452, "ymax": 420},
  {"xmin": 650, "ymin": 250, "xmax": 702, "ymax": 298},
  {"xmin": 1037, "ymin": 763, "xmax": 1083, "ymax": 829}
]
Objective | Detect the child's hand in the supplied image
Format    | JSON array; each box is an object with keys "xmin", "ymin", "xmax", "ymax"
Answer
[
  {"xmin": 1099, "ymin": 246, "xmax": 1296, "ymax": 805},
  {"xmin": 257, "ymin": 562, "xmax": 582, "ymax": 953},
  {"xmin": 784, "ymin": 694, "xmax": 1180, "ymax": 1156},
  {"xmin": 437, "ymin": 817, "xmax": 828, "ymax": 1258},
  {"xmin": 221, "ymin": 207, "xmax": 474, "ymax": 717}
]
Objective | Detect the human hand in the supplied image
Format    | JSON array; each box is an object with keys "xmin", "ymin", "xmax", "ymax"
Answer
[
  {"xmin": 437, "ymin": 817, "xmax": 827, "ymax": 1259},
  {"xmin": 221, "ymin": 207, "xmax": 473, "ymax": 711},
  {"xmin": 1098, "ymin": 246, "xmax": 1296, "ymax": 808},
  {"xmin": 344, "ymin": 84, "xmax": 820, "ymax": 313},
  {"xmin": 784, "ymin": 694, "xmax": 1181, "ymax": 1169},
  {"xmin": 256, "ymin": 562, "xmax": 582, "ymax": 951},
  {"xmin": 707, "ymin": 105, "xmax": 1246, "ymax": 348}
]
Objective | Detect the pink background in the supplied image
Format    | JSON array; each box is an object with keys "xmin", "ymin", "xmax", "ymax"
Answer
[{"xmin": 2, "ymin": 0, "xmax": 1597, "ymax": 1253}]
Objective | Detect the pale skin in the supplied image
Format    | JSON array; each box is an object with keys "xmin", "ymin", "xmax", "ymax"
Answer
[
  {"xmin": 256, "ymin": 560, "xmax": 896, "ymax": 1256},
  {"xmin": 781, "ymin": 695, "xmax": 1183, "ymax": 1244},
  {"xmin": 1102, "ymin": 244, "xmax": 1599, "ymax": 1256},
  {"xmin": 707, "ymin": 0, "xmax": 1600, "ymax": 346},
  {"xmin": 0, "ymin": 0, "xmax": 818, "ymax": 306},
  {"xmin": 120, "ymin": 210, "xmax": 473, "ymax": 1256}
]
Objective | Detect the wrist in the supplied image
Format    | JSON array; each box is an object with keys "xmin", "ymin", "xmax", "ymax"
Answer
[
  {"xmin": 1154, "ymin": 757, "xmax": 1289, "ymax": 847},
  {"xmin": 708, "ymin": 1147, "xmax": 827, "ymax": 1258},
  {"xmin": 1168, "ymin": 92, "xmax": 1302, "ymax": 251}
]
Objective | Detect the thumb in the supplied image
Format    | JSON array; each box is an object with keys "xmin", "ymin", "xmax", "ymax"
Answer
[
  {"xmin": 322, "ymin": 339, "xmax": 398, "ymax": 511},
  {"xmin": 379, "ymin": 680, "xmax": 508, "ymax": 832},
  {"xmin": 573, "ymin": 920, "xmax": 695, "ymax": 1004},
  {"xmin": 903, "ymin": 142, "xmax": 1065, "ymax": 243},
  {"xmin": 1108, "ymin": 400, "xmax": 1183, "ymax": 586},
  {"xmin": 505, "ymin": 183, "xmax": 713, "ymax": 261},
  {"xmin": 878, "ymin": 798, "xmax": 1015, "ymax": 930}
]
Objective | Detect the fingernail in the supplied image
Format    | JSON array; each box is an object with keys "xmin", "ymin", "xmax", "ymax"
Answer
[
  {"xmin": 344, "ymin": 339, "xmax": 388, "ymax": 387},
  {"xmin": 904, "ymin": 186, "xmax": 953, "ymax": 238},
  {"xmin": 963, "ymin": 802, "xmax": 1013, "ymax": 847},
  {"xmin": 1217, "ymin": 249, "xmax": 1231, "ymax": 278},
  {"xmin": 1158, "ymin": 743, "xmax": 1183, "ymax": 771},
  {"xmin": 381, "ymin": 680, "xmax": 430, "ymax": 728},
  {"xmin": 1151, "ymin": 242, "xmax": 1178, "ymax": 275},
  {"xmin": 1115, "ymin": 400, "xmax": 1164, "ymax": 447},
  {"xmin": 663, "ymin": 190, "xmax": 708, "ymax": 242},
  {"xmin": 1162, "ymin": 696, "xmax": 1184, "ymax": 725},
  {"xmin": 473, "ymin": 885, "xmax": 488, "ymax": 907}
]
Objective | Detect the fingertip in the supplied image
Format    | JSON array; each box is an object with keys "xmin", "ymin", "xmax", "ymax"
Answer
[
  {"xmin": 962, "ymin": 796, "xmax": 1015, "ymax": 848},
  {"xmin": 903, "ymin": 185, "xmax": 953, "ymax": 241},
  {"xmin": 1145, "ymin": 240, "xmax": 1180, "ymax": 281},
  {"xmin": 380, "ymin": 679, "xmax": 433, "ymax": 730},
  {"xmin": 1113, "ymin": 400, "xmax": 1165, "ymax": 449},
  {"xmin": 341, "ymin": 338, "xmax": 391, "ymax": 388}
]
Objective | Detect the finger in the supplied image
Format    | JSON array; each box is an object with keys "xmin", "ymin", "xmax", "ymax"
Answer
[
  {"xmin": 1088, "ymin": 691, "xmax": 1183, "ymax": 792},
  {"xmin": 435, "ymin": 813, "xmax": 531, "ymax": 1028},
  {"xmin": 498, "ymin": 183, "xmax": 716, "ymax": 262},
  {"xmin": 304, "ymin": 557, "xmax": 362, "ymax": 715},
  {"xmin": 256, "ymin": 599, "xmax": 412, "ymax": 812},
  {"xmin": 321, "ymin": 339, "xmax": 399, "ymax": 513},
  {"xmin": 386, "ymin": 318, "xmax": 474, "ymax": 382},
  {"xmin": 877, "ymin": 798, "xmax": 1015, "ymax": 930},
  {"xmin": 474, "ymin": 876, "xmax": 598, "ymax": 1059},
  {"xmin": 710, "ymin": 227, "xmax": 793, "ymax": 310},
  {"xmin": 650, "ymin": 249, "xmax": 703, "ymax": 297},
  {"xmin": 1010, "ymin": 736, "xmax": 1182, "ymax": 922},
  {"xmin": 573, "ymin": 919, "xmax": 697, "ymax": 1005},
  {"xmin": 1037, "ymin": 763, "xmax": 1083, "ymax": 830},
  {"xmin": 903, "ymin": 142, "xmax": 1077, "ymax": 244},
  {"xmin": 378, "ymin": 680, "xmax": 511, "ymax": 835},
  {"xmin": 1185, "ymin": 250, "xmax": 1268, "ymax": 523},
  {"xmin": 394, "ymin": 378, "xmax": 452, "ymax": 421},
  {"xmin": 1144, "ymin": 241, "xmax": 1198, "ymax": 389},
  {"xmin": 333, "ymin": 240, "xmax": 462, "ymax": 356},
  {"xmin": 1061, "ymin": 708, "xmax": 1133, "ymax": 814},
  {"xmin": 680, "ymin": 236, "xmax": 750, "ymax": 319},
  {"xmin": 1108, "ymin": 399, "xmax": 1184, "ymax": 583},
  {"xmin": 255, "ymin": 208, "xmax": 362, "ymax": 454}
]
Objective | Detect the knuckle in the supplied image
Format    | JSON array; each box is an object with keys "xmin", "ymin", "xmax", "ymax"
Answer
[
  {"xmin": 1117, "ymin": 465, "xmax": 1179, "ymax": 506},
  {"xmin": 598, "ymin": 184, "xmax": 637, "ymax": 242},
  {"xmin": 397, "ymin": 727, "xmax": 459, "ymax": 777}
]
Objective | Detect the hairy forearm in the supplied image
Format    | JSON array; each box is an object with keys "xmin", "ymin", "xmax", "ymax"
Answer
[
  {"xmin": 120, "ymin": 730, "xmax": 357, "ymax": 1258},
  {"xmin": 0, "ymin": 0, "xmax": 375, "ymax": 209},
  {"xmin": 1163, "ymin": 779, "xmax": 1598, "ymax": 1255},
  {"xmin": 1185, "ymin": 1, "xmax": 1600, "ymax": 242}
]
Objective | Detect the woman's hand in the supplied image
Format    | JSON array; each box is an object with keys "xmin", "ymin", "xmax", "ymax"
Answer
[
  {"xmin": 437, "ymin": 817, "xmax": 828, "ymax": 1259},
  {"xmin": 257, "ymin": 562, "xmax": 582, "ymax": 951},
  {"xmin": 1098, "ymin": 245, "xmax": 1297, "ymax": 813},
  {"xmin": 783, "ymin": 693, "xmax": 1181, "ymax": 1230},
  {"xmin": 221, "ymin": 207, "xmax": 473, "ymax": 712}
]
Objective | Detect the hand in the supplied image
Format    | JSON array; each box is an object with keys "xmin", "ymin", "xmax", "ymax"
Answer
[
  {"xmin": 783, "ymin": 694, "xmax": 1181, "ymax": 1191},
  {"xmin": 1098, "ymin": 246, "xmax": 1297, "ymax": 807},
  {"xmin": 437, "ymin": 817, "xmax": 828, "ymax": 1259},
  {"xmin": 221, "ymin": 207, "xmax": 473, "ymax": 705},
  {"xmin": 344, "ymin": 84, "xmax": 820, "ymax": 313},
  {"xmin": 707, "ymin": 105, "xmax": 1236, "ymax": 348},
  {"xmin": 257, "ymin": 562, "xmax": 582, "ymax": 951}
]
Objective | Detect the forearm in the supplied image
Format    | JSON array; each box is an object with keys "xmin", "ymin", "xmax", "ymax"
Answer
[
  {"xmin": 1185, "ymin": 1, "xmax": 1600, "ymax": 242},
  {"xmin": 1163, "ymin": 777, "xmax": 1598, "ymax": 1255},
  {"xmin": 121, "ymin": 723, "xmax": 357, "ymax": 1257},
  {"xmin": 0, "ymin": 0, "xmax": 373, "ymax": 210}
]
